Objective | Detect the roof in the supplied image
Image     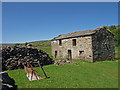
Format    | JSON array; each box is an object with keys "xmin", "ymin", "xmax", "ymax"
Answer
[{"xmin": 52, "ymin": 27, "xmax": 107, "ymax": 40}]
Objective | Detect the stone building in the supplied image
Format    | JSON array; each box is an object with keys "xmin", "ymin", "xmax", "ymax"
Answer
[{"xmin": 51, "ymin": 27, "xmax": 115, "ymax": 62}]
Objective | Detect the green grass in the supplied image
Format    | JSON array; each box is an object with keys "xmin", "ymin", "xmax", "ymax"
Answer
[
  {"xmin": 6, "ymin": 41, "xmax": 119, "ymax": 88},
  {"xmin": 19, "ymin": 40, "xmax": 52, "ymax": 57},
  {"xmin": 5, "ymin": 60, "xmax": 118, "ymax": 88},
  {"xmin": 37, "ymin": 46, "xmax": 52, "ymax": 57},
  {"xmin": 115, "ymin": 52, "xmax": 120, "ymax": 59},
  {"xmin": 29, "ymin": 40, "xmax": 51, "ymax": 47}
]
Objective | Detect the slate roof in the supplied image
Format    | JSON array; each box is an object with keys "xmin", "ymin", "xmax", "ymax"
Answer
[{"xmin": 52, "ymin": 27, "xmax": 106, "ymax": 40}]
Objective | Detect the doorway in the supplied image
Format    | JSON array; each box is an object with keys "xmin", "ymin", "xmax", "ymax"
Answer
[
  {"xmin": 55, "ymin": 51, "xmax": 57, "ymax": 58},
  {"xmin": 68, "ymin": 50, "xmax": 72, "ymax": 60}
]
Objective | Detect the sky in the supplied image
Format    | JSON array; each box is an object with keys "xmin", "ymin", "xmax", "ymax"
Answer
[{"xmin": 2, "ymin": 2, "xmax": 118, "ymax": 43}]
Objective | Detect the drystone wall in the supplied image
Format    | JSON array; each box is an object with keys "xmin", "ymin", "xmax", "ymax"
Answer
[
  {"xmin": 2, "ymin": 46, "xmax": 53, "ymax": 71},
  {"xmin": 92, "ymin": 28, "xmax": 115, "ymax": 61}
]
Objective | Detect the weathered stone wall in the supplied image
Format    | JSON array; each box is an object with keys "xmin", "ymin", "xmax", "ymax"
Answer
[
  {"xmin": 92, "ymin": 28, "xmax": 115, "ymax": 62},
  {"xmin": 2, "ymin": 46, "xmax": 53, "ymax": 70},
  {"xmin": 51, "ymin": 36, "xmax": 93, "ymax": 62}
]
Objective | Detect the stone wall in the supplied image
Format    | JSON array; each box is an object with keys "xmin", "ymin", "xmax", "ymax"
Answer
[
  {"xmin": 92, "ymin": 28, "xmax": 115, "ymax": 62},
  {"xmin": 51, "ymin": 36, "xmax": 93, "ymax": 62},
  {"xmin": 2, "ymin": 46, "xmax": 54, "ymax": 71}
]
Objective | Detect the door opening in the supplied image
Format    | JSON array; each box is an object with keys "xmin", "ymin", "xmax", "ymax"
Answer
[
  {"xmin": 68, "ymin": 50, "xmax": 72, "ymax": 60},
  {"xmin": 55, "ymin": 51, "xmax": 57, "ymax": 58}
]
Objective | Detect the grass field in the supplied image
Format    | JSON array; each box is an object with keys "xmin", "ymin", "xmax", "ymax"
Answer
[
  {"xmin": 37, "ymin": 46, "xmax": 52, "ymax": 57},
  {"xmin": 5, "ymin": 40, "xmax": 119, "ymax": 88},
  {"xmin": 5, "ymin": 60, "xmax": 118, "ymax": 88}
]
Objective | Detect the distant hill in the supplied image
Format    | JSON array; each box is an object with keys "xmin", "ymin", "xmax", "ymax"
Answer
[
  {"xmin": 1, "ymin": 43, "xmax": 14, "ymax": 46},
  {"xmin": 23, "ymin": 40, "xmax": 51, "ymax": 47}
]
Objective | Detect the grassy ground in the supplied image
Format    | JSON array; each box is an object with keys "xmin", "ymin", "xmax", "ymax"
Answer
[
  {"xmin": 5, "ymin": 40, "xmax": 119, "ymax": 88},
  {"xmin": 5, "ymin": 60, "xmax": 118, "ymax": 88},
  {"xmin": 37, "ymin": 46, "xmax": 52, "ymax": 57},
  {"xmin": 29, "ymin": 40, "xmax": 51, "ymax": 47}
]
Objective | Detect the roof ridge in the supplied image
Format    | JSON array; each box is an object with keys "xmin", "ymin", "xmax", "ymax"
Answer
[{"xmin": 52, "ymin": 27, "xmax": 105, "ymax": 40}]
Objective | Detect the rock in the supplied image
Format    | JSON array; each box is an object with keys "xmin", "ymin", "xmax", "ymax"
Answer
[
  {"xmin": 54, "ymin": 60, "xmax": 74, "ymax": 66},
  {"xmin": 0, "ymin": 72, "xmax": 17, "ymax": 89},
  {"xmin": 2, "ymin": 46, "xmax": 54, "ymax": 71}
]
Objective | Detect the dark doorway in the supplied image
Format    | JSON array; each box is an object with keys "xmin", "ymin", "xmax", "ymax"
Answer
[
  {"xmin": 68, "ymin": 50, "xmax": 72, "ymax": 60},
  {"xmin": 55, "ymin": 51, "xmax": 57, "ymax": 58}
]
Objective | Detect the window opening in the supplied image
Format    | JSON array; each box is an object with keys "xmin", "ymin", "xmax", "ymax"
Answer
[
  {"xmin": 73, "ymin": 39, "xmax": 76, "ymax": 46},
  {"xmin": 59, "ymin": 39, "xmax": 62, "ymax": 46},
  {"xmin": 79, "ymin": 51, "xmax": 84, "ymax": 55}
]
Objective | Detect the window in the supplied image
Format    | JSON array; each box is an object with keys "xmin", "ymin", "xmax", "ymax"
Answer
[
  {"xmin": 79, "ymin": 51, "xmax": 84, "ymax": 55},
  {"xmin": 73, "ymin": 39, "xmax": 76, "ymax": 46},
  {"xmin": 59, "ymin": 39, "xmax": 62, "ymax": 46}
]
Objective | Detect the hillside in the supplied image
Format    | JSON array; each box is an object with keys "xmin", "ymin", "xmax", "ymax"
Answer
[
  {"xmin": 29, "ymin": 40, "xmax": 51, "ymax": 47},
  {"xmin": 1, "ymin": 43, "xmax": 14, "ymax": 46},
  {"xmin": 3, "ymin": 25, "xmax": 119, "ymax": 88},
  {"xmin": 32, "ymin": 40, "xmax": 52, "ymax": 57},
  {"xmin": 23, "ymin": 40, "xmax": 52, "ymax": 57},
  {"xmin": 11, "ymin": 25, "xmax": 119, "ymax": 59}
]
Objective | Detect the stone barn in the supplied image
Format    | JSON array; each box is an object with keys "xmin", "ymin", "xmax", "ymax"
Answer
[{"xmin": 51, "ymin": 27, "xmax": 115, "ymax": 62}]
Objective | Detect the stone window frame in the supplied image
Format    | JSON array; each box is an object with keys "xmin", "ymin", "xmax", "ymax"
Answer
[
  {"xmin": 59, "ymin": 39, "xmax": 62, "ymax": 46},
  {"xmin": 72, "ymin": 39, "xmax": 76, "ymax": 46}
]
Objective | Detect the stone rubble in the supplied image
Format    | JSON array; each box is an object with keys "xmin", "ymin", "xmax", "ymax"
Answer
[
  {"xmin": 2, "ymin": 46, "xmax": 54, "ymax": 71},
  {"xmin": 54, "ymin": 60, "xmax": 75, "ymax": 66},
  {"xmin": 0, "ymin": 72, "xmax": 17, "ymax": 89}
]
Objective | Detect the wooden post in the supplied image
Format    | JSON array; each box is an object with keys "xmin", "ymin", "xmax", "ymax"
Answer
[{"xmin": 38, "ymin": 61, "xmax": 48, "ymax": 79}]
